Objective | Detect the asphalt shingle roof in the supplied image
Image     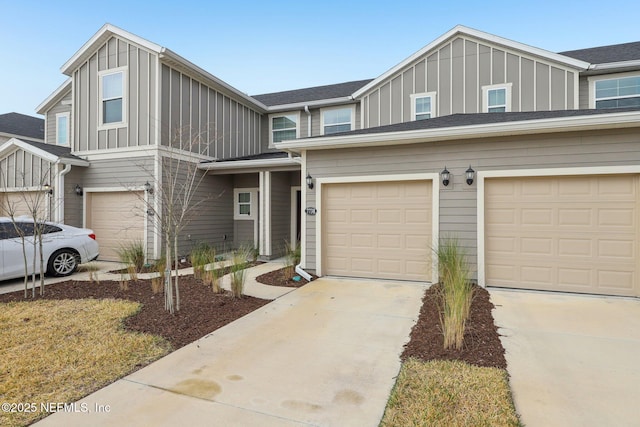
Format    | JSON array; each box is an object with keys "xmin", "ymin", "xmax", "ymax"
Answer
[
  {"xmin": 0, "ymin": 113, "xmax": 44, "ymax": 140},
  {"xmin": 560, "ymin": 41, "xmax": 640, "ymax": 64},
  {"xmin": 252, "ymin": 79, "xmax": 373, "ymax": 107},
  {"xmin": 311, "ymin": 107, "xmax": 640, "ymax": 138},
  {"xmin": 18, "ymin": 139, "xmax": 84, "ymax": 161}
]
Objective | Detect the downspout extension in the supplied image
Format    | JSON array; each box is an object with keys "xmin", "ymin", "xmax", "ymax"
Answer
[{"xmin": 295, "ymin": 264, "xmax": 312, "ymax": 282}]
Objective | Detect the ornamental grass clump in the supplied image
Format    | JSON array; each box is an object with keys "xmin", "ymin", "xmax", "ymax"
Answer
[
  {"xmin": 117, "ymin": 240, "xmax": 145, "ymax": 282},
  {"xmin": 151, "ymin": 257, "xmax": 166, "ymax": 294},
  {"xmin": 191, "ymin": 242, "xmax": 216, "ymax": 280},
  {"xmin": 230, "ymin": 246, "xmax": 251, "ymax": 298},
  {"xmin": 436, "ymin": 238, "xmax": 474, "ymax": 351},
  {"xmin": 283, "ymin": 240, "xmax": 301, "ymax": 280}
]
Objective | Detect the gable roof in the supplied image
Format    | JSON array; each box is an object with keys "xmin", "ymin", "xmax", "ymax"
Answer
[
  {"xmin": 560, "ymin": 41, "xmax": 640, "ymax": 64},
  {"xmin": 36, "ymin": 79, "xmax": 72, "ymax": 114},
  {"xmin": 353, "ymin": 25, "xmax": 590, "ymax": 98},
  {"xmin": 252, "ymin": 79, "xmax": 373, "ymax": 107},
  {"xmin": 0, "ymin": 138, "xmax": 88, "ymax": 166},
  {"xmin": 0, "ymin": 113, "xmax": 44, "ymax": 141}
]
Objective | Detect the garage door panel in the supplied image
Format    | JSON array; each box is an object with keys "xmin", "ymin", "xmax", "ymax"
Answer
[
  {"xmin": 486, "ymin": 175, "xmax": 639, "ymax": 297},
  {"xmin": 323, "ymin": 180, "xmax": 432, "ymax": 281}
]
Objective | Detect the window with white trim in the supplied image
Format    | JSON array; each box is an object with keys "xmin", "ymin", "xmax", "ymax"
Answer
[
  {"xmin": 56, "ymin": 112, "xmax": 70, "ymax": 146},
  {"xmin": 410, "ymin": 92, "xmax": 437, "ymax": 120},
  {"xmin": 234, "ymin": 188, "xmax": 257, "ymax": 220},
  {"xmin": 99, "ymin": 69, "xmax": 126, "ymax": 126},
  {"xmin": 482, "ymin": 84, "xmax": 512, "ymax": 113},
  {"xmin": 321, "ymin": 106, "xmax": 354, "ymax": 135},
  {"xmin": 594, "ymin": 75, "xmax": 640, "ymax": 109},
  {"xmin": 270, "ymin": 113, "xmax": 298, "ymax": 145}
]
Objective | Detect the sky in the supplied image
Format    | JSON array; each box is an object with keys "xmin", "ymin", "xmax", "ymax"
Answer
[{"xmin": 1, "ymin": 0, "xmax": 639, "ymax": 117}]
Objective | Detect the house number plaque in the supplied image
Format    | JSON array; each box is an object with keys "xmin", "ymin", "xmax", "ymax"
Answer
[{"xmin": 305, "ymin": 207, "xmax": 317, "ymax": 215}]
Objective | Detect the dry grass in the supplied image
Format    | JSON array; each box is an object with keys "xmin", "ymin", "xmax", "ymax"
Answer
[
  {"xmin": 381, "ymin": 358, "xmax": 521, "ymax": 427},
  {"xmin": 0, "ymin": 299, "xmax": 171, "ymax": 427}
]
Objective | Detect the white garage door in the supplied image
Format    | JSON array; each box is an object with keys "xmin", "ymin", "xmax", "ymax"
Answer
[
  {"xmin": 323, "ymin": 180, "xmax": 432, "ymax": 281},
  {"xmin": 0, "ymin": 192, "xmax": 48, "ymax": 219},
  {"xmin": 485, "ymin": 175, "xmax": 640, "ymax": 297},
  {"xmin": 87, "ymin": 191, "xmax": 145, "ymax": 261}
]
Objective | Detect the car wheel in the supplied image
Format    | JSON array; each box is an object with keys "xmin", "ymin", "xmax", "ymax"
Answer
[{"xmin": 47, "ymin": 250, "xmax": 80, "ymax": 277}]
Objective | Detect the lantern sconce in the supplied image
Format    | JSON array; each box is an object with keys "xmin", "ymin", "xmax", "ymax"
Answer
[
  {"xmin": 144, "ymin": 181, "xmax": 154, "ymax": 195},
  {"xmin": 43, "ymin": 183, "xmax": 53, "ymax": 195},
  {"xmin": 440, "ymin": 167, "xmax": 450, "ymax": 187},
  {"xmin": 465, "ymin": 166, "xmax": 475, "ymax": 186},
  {"xmin": 74, "ymin": 184, "xmax": 83, "ymax": 196},
  {"xmin": 306, "ymin": 173, "xmax": 314, "ymax": 190}
]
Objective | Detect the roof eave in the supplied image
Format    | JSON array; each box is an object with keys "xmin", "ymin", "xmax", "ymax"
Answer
[
  {"xmin": 587, "ymin": 60, "xmax": 640, "ymax": 72},
  {"xmin": 275, "ymin": 111, "xmax": 640, "ymax": 152},
  {"xmin": 265, "ymin": 96, "xmax": 355, "ymax": 112},
  {"xmin": 36, "ymin": 78, "xmax": 72, "ymax": 114},
  {"xmin": 353, "ymin": 25, "xmax": 590, "ymax": 98},
  {"xmin": 198, "ymin": 157, "xmax": 300, "ymax": 173}
]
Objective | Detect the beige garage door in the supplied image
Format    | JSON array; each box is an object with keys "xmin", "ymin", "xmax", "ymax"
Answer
[
  {"xmin": 485, "ymin": 175, "xmax": 640, "ymax": 297},
  {"xmin": 87, "ymin": 191, "xmax": 145, "ymax": 261},
  {"xmin": 323, "ymin": 180, "xmax": 432, "ymax": 281},
  {"xmin": 0, "ymin": 192, "xmax": 48, "ymax": 218}
]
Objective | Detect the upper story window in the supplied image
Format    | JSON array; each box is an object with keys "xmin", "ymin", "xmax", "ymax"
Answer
[
  {"xmin": 482, "ymin": 84, "xmax": 512, "ymax": 113},
  {"xmin": 99, "ymin": 68, "xmax": 126, "ymax": 126},
  {"xmin": 321, "ymin": 106, "xmax": 354, "ymax": 135},
  {"xmin": 56, "ymin": 112, "xmax": 70, "ymax": 146},
  {"xmin": 270, "ymin": 113, "xmax": 299, "ymax": 146},
  {"xmin": 410, "ymin": 92, "xmax": 437, "ymax": 120},
  {"xmin": 593, "ymin": 75, "xmax": 640, "ymax": 109}
]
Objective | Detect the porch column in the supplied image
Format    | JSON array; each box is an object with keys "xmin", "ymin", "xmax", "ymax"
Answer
[{"xmin": 259, "ymin": 171, "xmax": 272, "ymax": 257}]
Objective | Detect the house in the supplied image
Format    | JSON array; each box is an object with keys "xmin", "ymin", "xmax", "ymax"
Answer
[{"xmin": 2, "ymin": 24, "xmax": 639, "ymax": 298}]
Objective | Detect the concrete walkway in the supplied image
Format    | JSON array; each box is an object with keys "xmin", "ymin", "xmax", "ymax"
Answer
[
  {"xmin": 35, "ymin": 277, "xmax": 426, "ymax": 426},
  {"xmin": 491, "ymin": 289, "xmax": 640, "ymax": 427}
]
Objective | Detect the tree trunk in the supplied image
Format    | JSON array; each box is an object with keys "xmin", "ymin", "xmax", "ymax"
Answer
[{"xmin": 174, "ymin": 234, "xmax": 180, "ymax": 312}]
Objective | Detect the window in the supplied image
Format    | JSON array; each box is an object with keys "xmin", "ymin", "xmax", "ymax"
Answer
[
  {"xmin": 410, "ymin": 93, "xmax": 437, "ymax": 120},
  {"xmin": 594, "ymin": 75, "xmax": 640, "ymax": 109},
  {"xmin": 270, "ymin": 113, "xmax": 298, "ymax": 145},
  {"xmin": 482, "ymin": 84, "xmax": 512, "ymax": 113},
  {"xmin": 234, "ymin": 188, "xmax": 257, "ymax": 220},
  {"xmin": 100, "ymin": 69, "xmax": 125, "ymax": 125},
  {"xmin": 321, "ymin": 107, "xmax": 354, "ymax": 135},
  {"xmin": 56, "ymin": 112, "xmax": 69, "ymax": 145}
]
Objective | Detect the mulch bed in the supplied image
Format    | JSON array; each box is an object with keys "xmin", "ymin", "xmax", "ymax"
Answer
[
  {"xmin": 401, "ymin": 284, "xmax": 507, "ymax": 369},
  {"xmin": 0, "ymin": 268, "xmax": 506, "ymax": 370},
  {"xmin": 255, "ymin": 267, "xmax": 317, "ymax": 287}
]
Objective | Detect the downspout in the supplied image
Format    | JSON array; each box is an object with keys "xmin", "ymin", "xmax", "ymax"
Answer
[
  {"xmin": 291, "ymin": 137, "xmax": 312, "ymax": 282},
  {"xmin": 304, "ymin": 105, "xmax": 311, "ymax": 137},
  {"xmin": 56, "ymin": 163, "xmax": 72, "ymax": 223}
]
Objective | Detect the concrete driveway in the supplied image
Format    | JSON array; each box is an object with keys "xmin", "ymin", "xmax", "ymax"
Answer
[
  {"xmin": 36, "ymin": 277, "xmax": 426, "ymax": 427},
  {"xmin": 491, "ymin": 289, "xmax": 640, "ymax": 427}
]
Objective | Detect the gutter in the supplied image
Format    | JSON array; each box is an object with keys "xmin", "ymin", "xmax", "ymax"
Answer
[{"xmin": 198, "ymin": 156, "xmax": 301, "ymax": 173}]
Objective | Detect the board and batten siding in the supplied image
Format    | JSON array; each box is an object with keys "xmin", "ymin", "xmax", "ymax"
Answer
[
  {"xmin": 160, "ymin": 64, "xmax": 262, "ymax": 160},
  {"xmin": 304, "ymin": 127, "xmax": 640, "ymax": 279},
  {"xmin": 73, "ymin": 35, "xmax": 158, "ymax": 152},
  {"xmin": 360, "ymin": 35, "xmax": 579, "ymax": 128},
  {"xmin": 0, "ymin": 149, "xmax": 54, "ymax": 188},
  {"xmin": 45, "ymin": 91, "xmax": 72, "ymax": 145}
]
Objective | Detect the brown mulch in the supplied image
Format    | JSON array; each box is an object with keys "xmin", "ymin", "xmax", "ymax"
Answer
[
  {"xmin": 255, "ymin": 267, "xmax": 317, "ymax": 287},
  {"xmin": 402, "ymin": 283, "xmax": 507, "ymax": 369}
]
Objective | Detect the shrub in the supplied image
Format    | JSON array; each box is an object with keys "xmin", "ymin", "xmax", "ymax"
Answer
[
  {"xmin": 117, "ymin": 240, "xmax": 145, "ymax": 281},
  {"xmin": 230, "ymin": 246, "xmax": 251, "ymax": 298},
  {"xmin": 436, "ymin": 238, "xmax": 474, "ymax": 351},
  {"xmin": 191, "ymin": 242, "xmax": 216, "ymax": 280},
  {"xmin": 282, "ymin": 240, "xmax": 301, "ymax": 280}
]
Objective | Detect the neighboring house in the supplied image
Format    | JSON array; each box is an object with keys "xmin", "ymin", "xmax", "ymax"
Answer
[{"xmin": 2, "ymin": 24, "xmax": 639, "ymax": 298}]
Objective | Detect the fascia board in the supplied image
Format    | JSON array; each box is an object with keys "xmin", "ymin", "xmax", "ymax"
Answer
[
  {"xmin": 588, "ymin": 60, "xmax": 640, "ymax": 71},
  {"xmin": 198, "ymin": 157, "xmax": 300, "ymax": 171},
  {"xmin": 36, "ymin": 78, "xmax": 72, "ymax": 114},
  {"xmin": 61, "ymin": 24, "xmax": 162, "ymax": 75},
  {"xmin": 275, "ymin": 112, "xmax": 640, "ymax": 152},
  {"xmin": 0, "ymin": 138, "xmax": 59, "ymax": 163},
  {"xmin": 352, "ymin": 25, "xmax": 590, "ymax": 98},
  {"xmin": 265, "ymin": 97, "xmax": 355, "ymax": 112},
  {"xmin": 160, "ymin": 49, "xmax": 268, "ymax": 112}
]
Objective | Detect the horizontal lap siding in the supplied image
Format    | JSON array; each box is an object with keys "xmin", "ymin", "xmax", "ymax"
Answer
[
  {"xmin": 360, "ymin": 35, "xmax": 579, "ymax": 128},
  {"xmin": 270, "ymin": 171, "xmax": 292, "ymax": 258},
  {"xmin": 305, "ymin": 128, "xmax": 640, "ymax": 279},
  {"xmin": 46, "ymin": 91, "xmax": 72, "ymax": 145}
]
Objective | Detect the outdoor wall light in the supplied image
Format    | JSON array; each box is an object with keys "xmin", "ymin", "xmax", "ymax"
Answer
[
  {"xmin": 146, "ymin": 209, "xmax": 154, "ymax": 217},
  {"xmin": 43, "ymin": 183, "xmax": 53, "ymax": 195},
  {"xmin": 74, "ymin": 184, "xmax": 83, "ymax": 196},
  {"xmin": 144, "ymin": 181, "xmax": 154, "ymax": 195},
  {"xmin": 465, "ymin": 166, "xmax": 475, "ymax": 186},
  {"xmin": 440, "ymin": 167, "xmax": 450, "ymax": 187},
  {"xmin": 306, "ymin": 173, "xmax": 314, "ymax": 190}
]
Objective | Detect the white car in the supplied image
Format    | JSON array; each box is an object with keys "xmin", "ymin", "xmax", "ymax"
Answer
[{"xmin": 0, "ymin": 217, "xmax": 99, "ymax": 281}]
